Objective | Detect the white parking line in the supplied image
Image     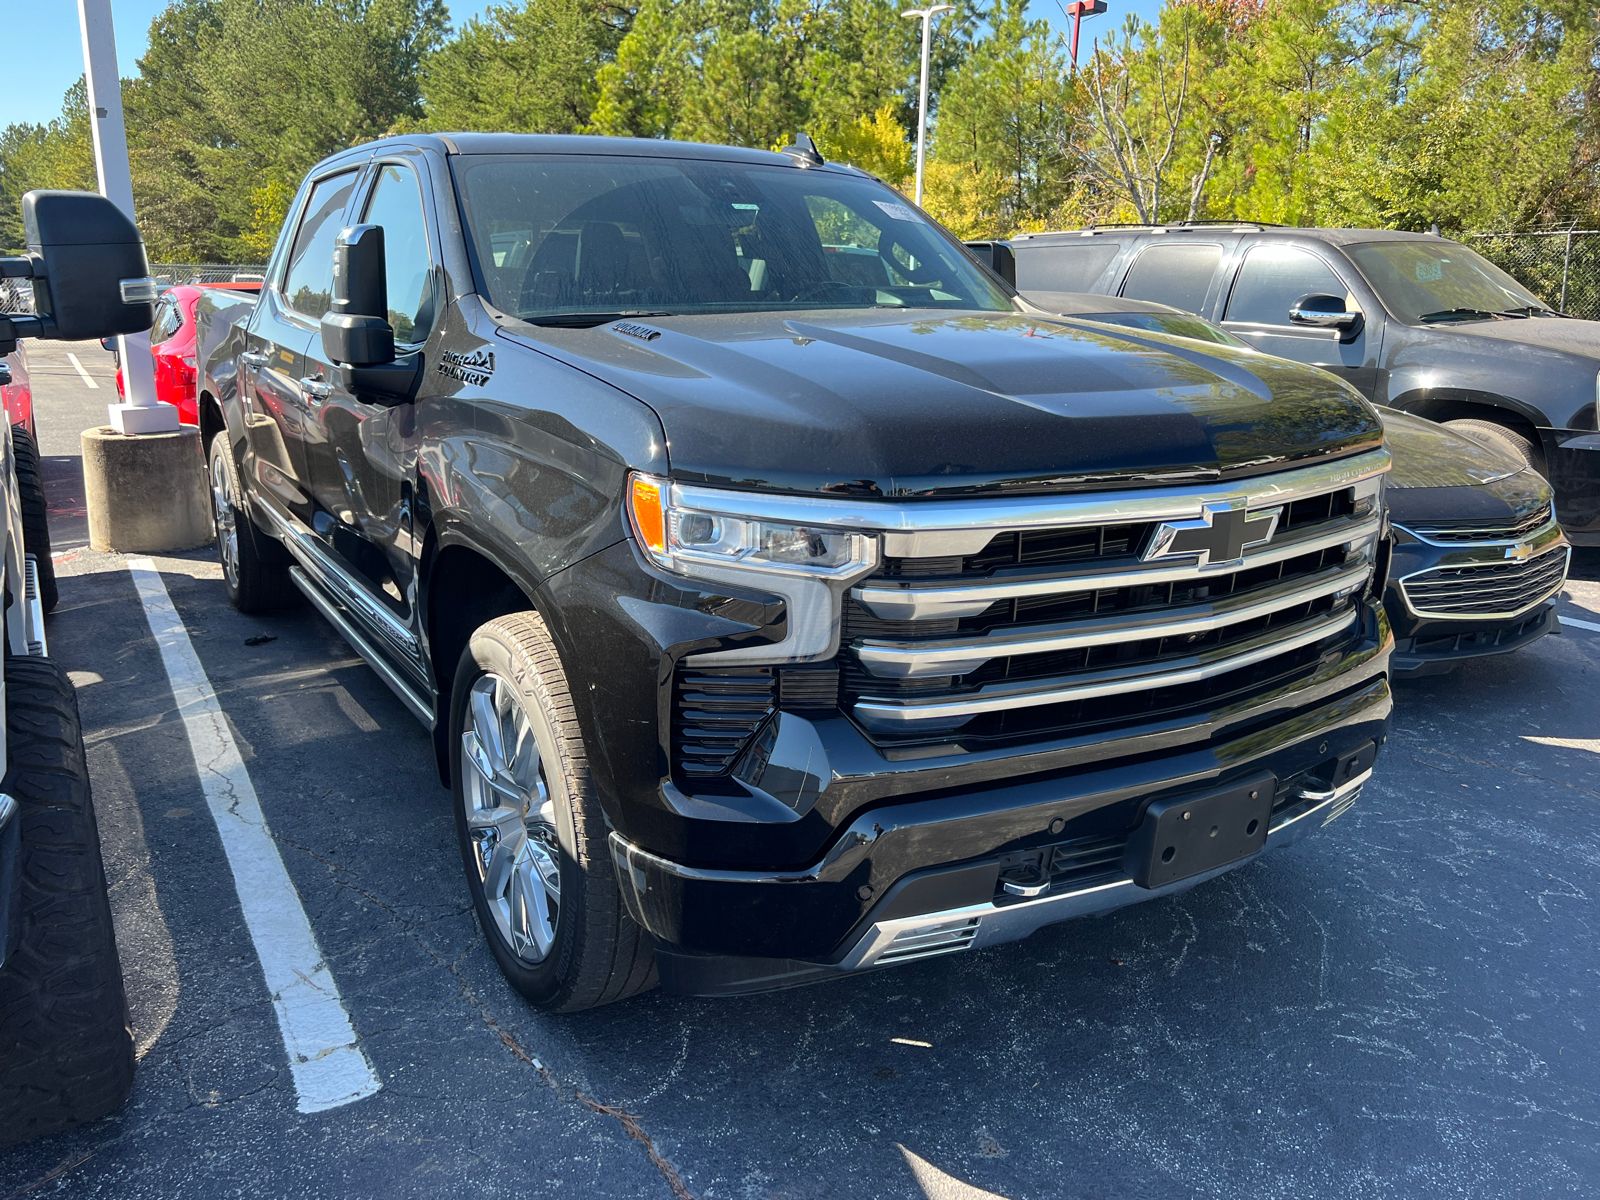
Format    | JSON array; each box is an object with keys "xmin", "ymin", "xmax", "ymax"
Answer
[
  {"xmin": 65, "ymin": 352, "xmax": 99, "ymax": 389},
  {"xmin": 128, "ymin": 558, "xmax": 382, "ymax": 1114},
  {"xmin": 1560, "ymin": 614, "xmax": 1600, "ymax": 635}
]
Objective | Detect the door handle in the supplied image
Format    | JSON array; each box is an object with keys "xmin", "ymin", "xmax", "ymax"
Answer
[
  {"xmin": 298, "ymin": 376, "xmax": 335, "ymax": 401},
  {"xmin": 240, "ymin": 350, "xmax": 268, "ymax": 367}
]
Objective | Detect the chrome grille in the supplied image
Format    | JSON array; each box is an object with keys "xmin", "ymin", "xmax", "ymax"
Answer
[
  {"xmin": 841, "ymin": 453, "xmax": 1387, "ymax": 743},
  {"xmin": 1399, "ymin": 544, "xmax": 1570, "ymax": 619},
  {"xmin": 1405, "ymin": 503, "xmax": 1554, "ymax": 544}
]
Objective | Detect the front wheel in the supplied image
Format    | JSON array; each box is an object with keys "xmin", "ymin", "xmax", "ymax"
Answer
[
  {"xmin": 0, "ymin": 656, "xmax": 133, "ymax": 1146},
  {"xmin": 450, "ymin": 612, "xmax": 655, "ymax": 1013},
  {"xmin": 206, "ymin": 435, "xmax": 296, "ymax": 613}
]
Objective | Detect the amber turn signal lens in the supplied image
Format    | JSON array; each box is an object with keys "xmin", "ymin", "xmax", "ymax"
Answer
[{"xmin": 629, "ymin": 474, "xmax": 667, "ymax": 554}]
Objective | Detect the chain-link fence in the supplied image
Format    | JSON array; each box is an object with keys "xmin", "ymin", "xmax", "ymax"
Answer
[{"xmin": 1464, "ymin": 229, "xmax": 1600, "ymax": 320}]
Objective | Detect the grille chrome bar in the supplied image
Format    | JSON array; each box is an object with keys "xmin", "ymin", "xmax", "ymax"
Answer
[
  {"xmin": 671, "ymin": 448, "xmax": 1389, "ymax": 559},
  {"xmin": 854, "ymin": 512, "xmax": 1381, "ymax": 621},
  {"xmin": 854, "ymin": 559, "xmax": 1371, "ymax": 679},
  {"xmin": 853, "ymin": 608, "xmax": 1355, "ymax": 729}
]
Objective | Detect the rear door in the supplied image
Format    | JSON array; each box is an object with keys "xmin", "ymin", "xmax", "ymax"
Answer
[
  {"xmin": 240, "ymin": 168, "xmax": 359, "ymax": 527},
  {"xmin": 300, "ymin": 156, "xmax": 441, "ymax": 636},
  {"xmin": 1218, "ymin": 241, "xmax": 1382, "ymax": 396},
  {"xmin": 1116, "ymin": 239, "xmax": 1231, "ymax": 316}
]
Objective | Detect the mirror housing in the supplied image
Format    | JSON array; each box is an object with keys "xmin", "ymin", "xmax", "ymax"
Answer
[
  {"xmin": 1289, "ymin": 292, "xmax": 1359, "ymax": 331},
  {"xmin": 16, "ymin": 190, "xmax": 156, "ymax": 342},
  {"xmin": 320, "ymin": 223, "xmax": 395, "ymax": 369},
  {"xmin": 964, "ymin": 240, "xmax": 1017, "ymax": 287}
]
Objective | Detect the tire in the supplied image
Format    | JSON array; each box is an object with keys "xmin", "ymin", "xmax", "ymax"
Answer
[
  {"xmin": 1443, "ymin": 418, "xmax": 1546, "ymax": 478},
  {"xmin": 450, "ymin": 612, "xmax": 655, "ymax": 1013},
  {"xmin": 0, "ymin": 655, "xmax": 133, "ymax": 1147},
  {"xmin": 206, "ymin": 434, "xmax": 297, "ymax": 613},
  {"xmin": 11, "ymin": 426, "xmax": 57, "ymax": 615}
]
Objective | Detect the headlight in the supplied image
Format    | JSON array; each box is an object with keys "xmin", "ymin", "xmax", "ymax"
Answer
[
  {"xmin": 628, "ymin": 473, "xmax": 876, "ymax": 578},
  {"xmin": 627, "ymin": 472, "xmax": 880, "ymax": 665}
]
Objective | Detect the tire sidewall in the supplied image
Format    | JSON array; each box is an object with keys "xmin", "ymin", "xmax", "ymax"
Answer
[
  {"xmin": 449, "ymin": 624, "xmax": 583, "ymax": 1007},
  {"xmin": 205, "ymin": 435, "xmax": 246, "ymax": 607}
]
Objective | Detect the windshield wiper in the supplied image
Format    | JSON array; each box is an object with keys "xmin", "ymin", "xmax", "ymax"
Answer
[
  {"xmin": 1417, "ymin": 308, "xmax": 1500, "ymax": 323},
  {"xmin": 1496, "ymin": 304, "xmax": 1560, "ymax": 318},
  {"xmin": 524, "ymin": 310, "xmax": 674, "ymax": 328}
]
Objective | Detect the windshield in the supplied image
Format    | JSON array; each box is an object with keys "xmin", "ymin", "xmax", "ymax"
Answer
[
  {"xmin": 1346, "ymin": 240, "xmax": 1547, "ymax": 324},
  {"xmin": 1082, "ymin": 310, "xmax": 1244, "ymax": 347},
  {"xmin": 451, "ymin": 154, "xmax": 1015, "ymax": 322}
]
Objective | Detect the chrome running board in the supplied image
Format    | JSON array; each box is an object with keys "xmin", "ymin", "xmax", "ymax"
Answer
[{"xmin": 288, "ymin": 566, "xmax": 433, "ymax": 728}]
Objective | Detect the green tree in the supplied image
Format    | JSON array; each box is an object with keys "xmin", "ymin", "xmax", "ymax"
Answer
[{"xmin": 421, "ymin": 1, "xmax": 627, "ymax": 133}]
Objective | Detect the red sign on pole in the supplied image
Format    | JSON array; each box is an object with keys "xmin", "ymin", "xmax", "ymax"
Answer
[{"xmin": 1065, "ymin": 0, "xmax": 1108, "ymax": 68}]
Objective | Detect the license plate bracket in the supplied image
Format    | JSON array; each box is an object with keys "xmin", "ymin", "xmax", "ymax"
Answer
[{"xmin": 1122, "ymin": 773, "xmax": 1276, "ymax": 889}]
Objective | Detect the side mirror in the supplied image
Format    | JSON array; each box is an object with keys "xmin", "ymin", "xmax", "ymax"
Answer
[
  {"xmin": 18, "ymin": 190, "xmax": 157, "ymax": 341},
  {"xmin": 964, "ymin": 240, "xmax": 1017, "ymax": 287},
  {"xmin": 320, "ymin": 224, "xmax": 394, "ymax": 369},
  {"xmin": 1289, "ymin": 292, "xmax": 1359, "ymax": 331}
]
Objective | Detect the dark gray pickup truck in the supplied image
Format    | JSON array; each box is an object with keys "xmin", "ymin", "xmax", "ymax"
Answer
[{"xmin": 197, "ymin": 134, "xmax": 1393, "ymax": 1011}]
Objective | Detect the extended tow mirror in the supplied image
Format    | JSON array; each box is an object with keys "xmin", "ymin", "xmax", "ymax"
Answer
[
  {"xmin": 6, "ymin": 190, "xmax": 157, "ymax": 345},
  {"xmin": 963, "ymin": 240, "xmax": 1017, "ymax": 287},
  {"xmin": 1289, "ymin": 292, "xmax": 1359, "ymax": 332},
  {"xmin": 321, "ymin": 224, "xmax": 395, "ymax": 369}
]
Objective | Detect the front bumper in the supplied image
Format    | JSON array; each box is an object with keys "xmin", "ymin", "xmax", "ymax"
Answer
[
  {"xmin": 613, "ymin": 668, "xmax": 1391, "ymax": 996},
  {"xmin": 0, "ymin": 792, "xmax": 20, "ymax": 972}
]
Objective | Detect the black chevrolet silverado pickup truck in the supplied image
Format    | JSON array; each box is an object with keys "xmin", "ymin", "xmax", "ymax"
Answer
[{"xmin": 196, "ymin": 134, "xmax": 1393, "ymax": 1011}]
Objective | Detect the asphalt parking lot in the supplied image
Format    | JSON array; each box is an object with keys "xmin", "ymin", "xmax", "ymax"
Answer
[{"xmin": 4, "ymin": 340, "xmax": 1600, "ymax": 1199}]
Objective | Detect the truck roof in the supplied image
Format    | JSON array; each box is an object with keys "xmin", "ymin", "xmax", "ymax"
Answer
[
  {"xmin": 318, "ymin": 132, "xmax": 860, "ymax": 174},
  {"xmin": 1011, "ymin": 225, "xmax": 1446, "ymax": 247}
]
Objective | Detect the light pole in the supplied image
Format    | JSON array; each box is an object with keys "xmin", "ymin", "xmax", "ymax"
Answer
[
  {"xmin": 901, "ymin": 4, "xmax": 953, "ymax": 207},
  {"xmin": 78, "ymin": 0, "xmax": 176, "ymax": 434}
]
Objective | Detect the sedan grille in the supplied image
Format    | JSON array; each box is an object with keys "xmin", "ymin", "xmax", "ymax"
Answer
[{"xmin": 1398, "ymin": 544, "xmax": 1570, "ymax": 619}]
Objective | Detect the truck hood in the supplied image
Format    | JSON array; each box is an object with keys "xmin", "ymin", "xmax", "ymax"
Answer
[
  {"xmin": 1438, "ymin": 313, "xmax": 1600, "ymax": 361},
  {"xmin": 506, "ymin": 309, "xmax": 1381, "ymax": 498}
]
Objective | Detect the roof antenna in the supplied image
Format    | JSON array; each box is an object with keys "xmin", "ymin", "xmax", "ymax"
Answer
[{"xmin": 780, "ymin": 132, "xmax": 824, "ymax": 166}]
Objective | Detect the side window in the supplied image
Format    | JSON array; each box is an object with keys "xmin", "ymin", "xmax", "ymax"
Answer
[
  {"xmin": 360, "ymin": 163, "xmax": 437, "ymax": 345},
  {"xmin": 1120, "ymin": 242, "xmax": 1224, "ymax": 313},
  {"xmin": 280, "ymin": 171, "xmax": 357, "ymax": 319},
  {"xmin": 1225, "ymin": 245, "xmax": 1350, "ymax": 326},
  {"xmin": 150, "ymin": 297, "xmax": 182, "ymax": 344},
  {"xmin": 1014, "ymin": 242, "xmax": 1121, "ymax": 293}
]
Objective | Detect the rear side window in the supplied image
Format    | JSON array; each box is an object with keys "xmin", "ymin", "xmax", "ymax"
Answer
[
  {"xmin": 1225, "ymin": 245, "xmax": 1348, "ymax": 326},
  {"xmin": 150, "ymin": 297, "xmax": 183, "ymax": 343},
  {"xmin": 280, "ymin": 171, "xmax": 357, "ymax": 318},
  {"xmin": 1013, "ymin": 242, "xmax": 1121, "ymax": 293},
  {"xmin": 1120, "ymin": 242, "xmax": 1223, "ymax": 313},
  {"xmin": 360, "ymin": 163, "xmax": 437, "ymax": 345}
]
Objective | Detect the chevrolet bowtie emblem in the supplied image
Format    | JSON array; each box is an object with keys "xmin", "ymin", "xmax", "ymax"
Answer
[
  {"xmin": 1142, "ymin": 503, "xmax": 1281, "ymax": 568},
  {"xmin": 1505, "ymin": 542, "xmax": 1534, "ymax": 562}
]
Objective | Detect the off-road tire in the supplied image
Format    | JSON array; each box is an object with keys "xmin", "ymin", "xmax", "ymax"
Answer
[
  {"xmin": 0, "ymin": 655, "xmax": 133, "ymax": 1147},
  {"xmin": 1443, "ymin": 418, "xmax": 1547, "ymax": 478},
  {"xmin": 206, "ymin": 434, "xmax": 297, "ymax": 613},
  {"xmin": 11, "ymin": 426, "xmax": 57, "ymax": 615},
  {"xmin": 451, "ymin": 612, "xmax": 656, "ymax": 1013}
]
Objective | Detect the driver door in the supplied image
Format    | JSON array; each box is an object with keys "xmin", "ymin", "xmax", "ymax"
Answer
[
  {"xmin": 1219, "ymin": 243, "xmax": 1382, "ymax": 397},
  {"xmin": 300, "ymin": 158, "xmax": 440, "ymax": 639}
]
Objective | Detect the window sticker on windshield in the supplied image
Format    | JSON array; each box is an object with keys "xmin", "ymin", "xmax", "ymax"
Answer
[
  {"xmin": 1415, "ymin": 260, "xmax": 1444, "ymax": 283},
  {"xmin": 874, "ymin": 200, "xmax": 917, "ymax": 222}
]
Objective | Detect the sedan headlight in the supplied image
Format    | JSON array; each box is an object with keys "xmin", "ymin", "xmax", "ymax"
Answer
[{"xmin": 627, "ymin": 472, "xmax": 880, "ymax": 664}]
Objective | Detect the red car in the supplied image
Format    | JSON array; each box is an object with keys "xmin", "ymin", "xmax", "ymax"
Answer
[
  {"xmin": 113, "ymin": 282, "xmax": 260, "ymax": 425},
  {"xmin": 1, "ymin": 346, "xmax": 55, "ymax": 612}
]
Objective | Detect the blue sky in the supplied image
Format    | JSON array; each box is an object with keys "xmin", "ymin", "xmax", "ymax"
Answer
[{"xmin": 3, "ymin": 0, "xmax": 1162, "ymax": 129}]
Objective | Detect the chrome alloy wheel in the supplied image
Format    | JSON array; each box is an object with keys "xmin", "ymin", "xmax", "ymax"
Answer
[
  {"xmin": 460, "ymin": 672, "xmax": 562, "ymax": 963},
  {"xmin": 209, "ymin": 449, "xmax": 239, "ymax": 589}
]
